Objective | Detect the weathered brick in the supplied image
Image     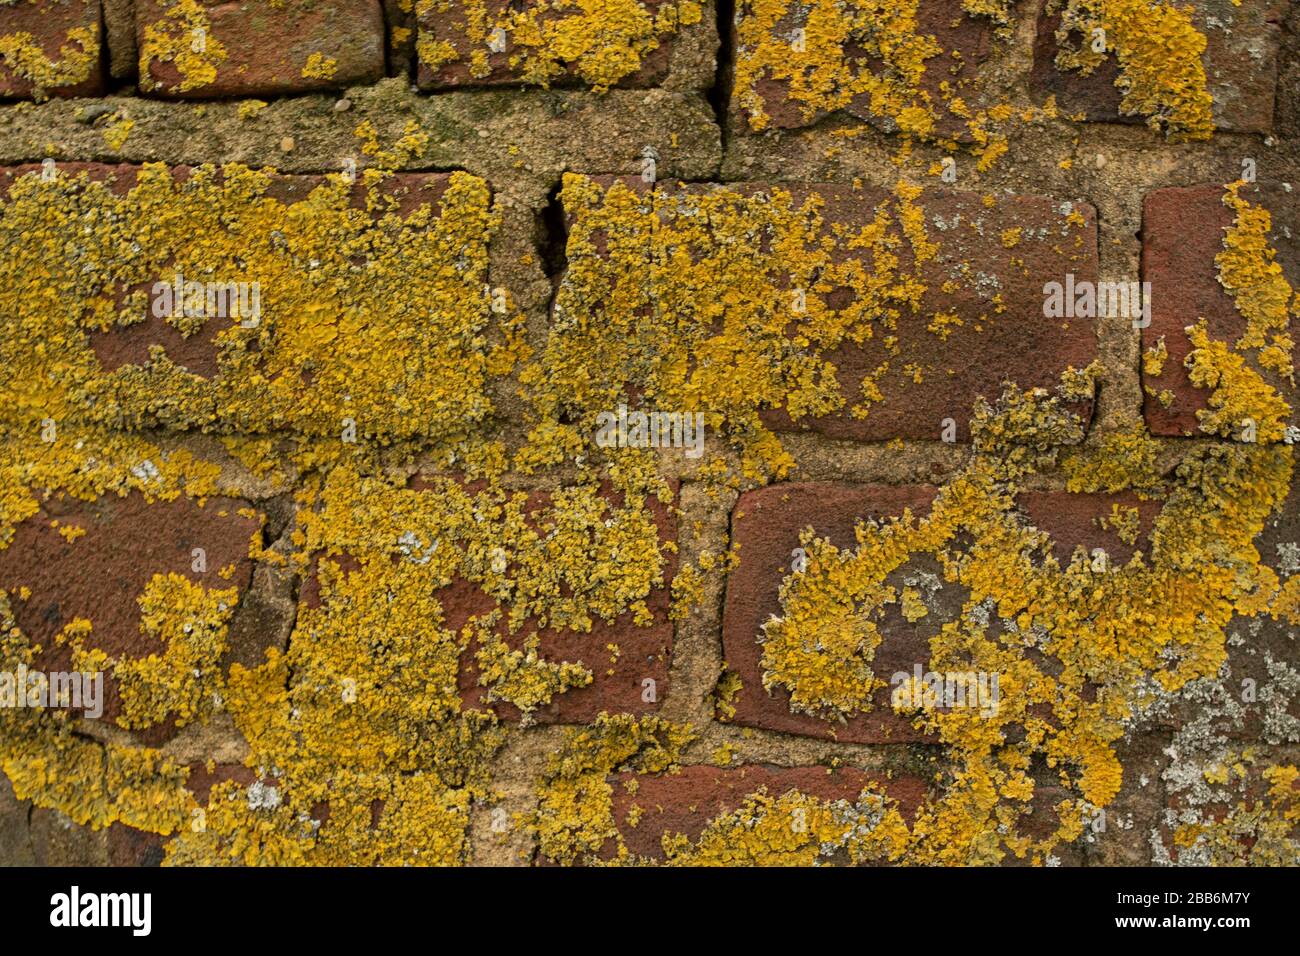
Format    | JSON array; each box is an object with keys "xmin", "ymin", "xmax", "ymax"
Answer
[
  {"xmin": 1077, "ymin": 733, "xmax": 1166, "ymax": 866},
  {"xmin": 0, "ymin": 0, "xmax": 104, "ymax": 99},
  {"xmin": 600, "ymin": 180, "xmax": 1100, "ymax": 443},
  {"xmin": 136, "ymin": 0, "xmax": 385, "ymax": 98},
  {"xmin": 106, "ymin": 762, "xmax": 258, "ymax": 865},
  {"xmin": 1032, "ymin": 0, "xmax": 1289, "ymax": 134},
  {"xmin": 301, "ymin": 479, "xmax": 677, "ymax": 725},
  {"xmin": 721, "ymin": 481, "xmax": 940, "ymax": 743},
  {"xmin": 730, "ymin": 0, "xmax": 1000, "ymax": 139},
  {"xmin": 754, "ymin": 183, "xmax": 1099, "ymax": 442},
  {"xmin": 415, "ymin": 0, "xmax": 693, "ymax": 90},
  {"xmin": 1016, "ymin": 489, "xmax": 1161, "ymax": 566},
  {"xmin": 0, "ymin": 491, "xmax": 262, "ymax": 740},
  {"xmin": 1141, "ymin": 182, "xmax": 1299, "ymax": 437},
  {"xmin": 602, "ymin": 763, "xmax": 928, "ymax": 860},
  {"xmin": 1, "ymin": 162, "xmax": 489, "ymax": 444}
]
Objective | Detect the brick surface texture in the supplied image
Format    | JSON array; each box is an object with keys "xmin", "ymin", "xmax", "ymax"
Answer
[{"xmin": 0, "ymin": 0, "xmax": 1295, "ymax": 872}]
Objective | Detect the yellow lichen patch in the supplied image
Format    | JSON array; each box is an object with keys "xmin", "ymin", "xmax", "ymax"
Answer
[
  {"xmin": 759, "ymin": 366, "xmax": 1295, "ymax": 863},
  {"xmin": 1063, "ymin": 423, "xmax": 1164, "ymax": 496},
  {"xmin": 301, "ymin": 52, "xmax": 338, "ymax": 81},
  {"xmin": 714, "ymin": 669, "xmax": 743, "ymax": 721},
  {"xmin": 527, "ymin": 175, "xmax": 943, "ymax": 481},
  {"xmin": 237, "ymin": 99, "xmax": 267, "ymax": 120},
  {"xmin": 102, "ymin": 114, "xmax": 134, "ymax": 150},
  {"xmin": 1049, "ymin": 0, "xmax": 1214, "ymax": 140},
  {"xmin": 653, "ymin": 786, "xmax": 911, "ymax": 865},
  {"xmin": 0, "ymin": 163, "xmax": 504, "ymax": 453},
  {"xmin": 1185, "ymin": 322, "xmax": 1292, "ymax": 443},
  {"xmin": 1144, "ymin": 336, "xmax": 1168, "ymax": 377},
  {"xmin": 473, "ymin": 623, "xmax": 594, "ymax": 718},
  {"xmin": 139, "ymin": 0, "xmax": 229, "ymax": 93},
  {"xmin": 1098, "ymin": 503, "xmax": 1141, "ymax": 546},
  {"xmin": 0, "ymin": 22, "xmax": 98, "ymax": 99},
  {"xmin": 528, "ymin": 714, "xmax": 694, "ymax": 864},
  {"xmin": 1216, "ymin": 183, "xmax": 1298, "ymax": 382},
  {"xmin": 415, "ymin": 0, "xmax": 701, "ymax": 91},
  {"xmin": 353, "ymin": 118, "xmax": 431, "ymax": 169}
]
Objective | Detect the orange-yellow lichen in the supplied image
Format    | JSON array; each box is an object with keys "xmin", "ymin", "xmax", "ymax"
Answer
[
  {"xmin": 415, "ymin": 0, "xmax": 701, "ymax": 91},
  {"xmin": 1049, "ymin": 0, "xmax": 1214, "ymax": 140},
  {"xmin": 0, "ymin": 18, "xmax": 98, "ymax": 100},
  {"xmin": 759, "ymin": 365, "xmax": 1294, "ymax": 862},
  {"xmin": 139, "ymin": 0, "xmax": 229, "ymax": 93}
]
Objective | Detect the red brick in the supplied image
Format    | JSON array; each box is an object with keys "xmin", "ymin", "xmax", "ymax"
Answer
[
  {"xmin": 773, "ymin": 184, "xmax": 1097, "ymax": 442},
  {"xmin": 1141, "ymin": 182, "xmax": 1299, "ymax": 437},
  {"xmin": 0, "ymin": 491, "xmax": 262, "ymax": 740},
  {"xmin": 1016, "ymin": 490, "xmax": 1161, "ymax": 566},
  {"xmin": 731, "ymin": 0, "xmax": 997, "ymax": 139},
  {"xmin": 136, "ymin": 0, "xmax": 385, "ymax": 98},
  {"xmin": 602, "ymin": 764, "xmax": 928, "ymax": 861},
  {"xmin": 1, "ymin": 162, "xmax": 463, "ymax": 424},
  {"xmin": 301, "ymin": 479, "xmax": 677, "ymax": 725},
  {"xmin": 415, "ymin": 0, "xmax": 680, "ymax": 90},
  {"xmin": 634, "ymin": 181, "xmax": 1099, "ymax": 443},
  {"xmin": 721, "ymin": 481, "xmax": 940, "ymax": 743},
  {"xmin": 106, "ymin": 762, "xmax": 258, "ymax": 865},
  {"xmin": 0, "ymin": 0, "xmax": 104, "ymax": 99},
  {"xmin": 1031, "ymin": 0, "xmax": 1288, "ymax": 134}
]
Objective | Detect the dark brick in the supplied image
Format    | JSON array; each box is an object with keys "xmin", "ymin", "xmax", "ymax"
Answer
[
  {"xmin": 572, "ymin": 180, "xmax": 1099, "ymax": 443},
  {"xmin": 136, "ymin": 0, "xmax": 385, "ymax": 98},
  {"xmin": 0, "ymin": 491, "xmax": 262, "ymax": 739},
  {"xmin": 749, "ymin": 183, "xmax": 1099, "ymax": 442},
  {"xmin": 106, "ymin": 762, "xmax": 258, "ymax": 865},
  {"xmin": 301, "ymin": 479, "xmax": 677, "ymax": 725},
  {"xmin": 731, "ymin": 0, "xmax": 998, "ymax": 139},
  {"xmin": 1032, "ymin": 0, "xmax": 1288, "ymax": 134},
  {"xmin": 0, "ymin": 0, "xmax": 104, "ymax": 99},
  {"xmin": 1141, "ymin": 182, "xmax": 1299, "ymax": 437},
  {"xmin": 416, "ymin": 0, "xmax": 682, "ymax": 90},
  {"xmin": 721, "ymin": 481, "xmax": 940, "ymax": 743},
  {"xmin": 1016, "ymin": 489, "xmax": 1161, "ymax": 566},
  {"xmin": 1, "ymin": 162, "xmax": 464, "ymax": 427},
  {"xmin": 604, "ymin": 763, "xmax": 928, "ymax": 860}
]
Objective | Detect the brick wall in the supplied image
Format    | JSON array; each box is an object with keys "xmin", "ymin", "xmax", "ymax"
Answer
[{"xmin": 0, "ymin": 0, "xmax": 1297, "ymax": 867}]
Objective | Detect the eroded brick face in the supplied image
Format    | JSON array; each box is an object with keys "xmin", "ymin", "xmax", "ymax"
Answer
[
  {"xmin": 415, "ymin": 0, "xmax": 692, "ymax": 90},
  {"xmin": 558, "ymin": 179, "xmax": 1100, "ymax": 445},
  {"xmin": 0, "ymin": 0, "xmax": 103, "ymax": 98},
  {"xmin": 722, "ymin": 482, "xmax": 940, "ymax": 743},
  {"xmin": 753, "ymin": 184, "xmax": 1100, "ymax": 443},
  {"xmin": 135, "ymin": 0, "xmax": 385, "ymax": 97},
  {"xmin": 0, "ymin": 491, "xmax": 261, "ymax": 738},
  {"xmin": 299, "ymin": 480, "xmax": 678, "ymax": 725},
  {"xmin": 1142, "ymin": 182, "xmax": 1299, "ymax": 437},
  {"xmin": 730, "ymin": 0, "xmax": 1000, "ymax": 139},
  {"xmin": 599, "ymin": 764, "xmax": 928, "ymax": 861},
  {"xmin": 1032, "ymin": 0, "xmax": 1289, "ymax": 134}
]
